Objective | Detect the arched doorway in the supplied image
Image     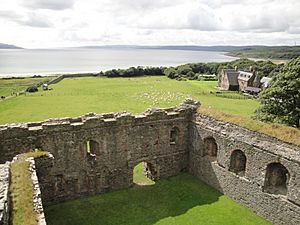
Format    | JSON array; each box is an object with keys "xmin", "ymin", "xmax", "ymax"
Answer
[
  {"xmin": 229, "ymin": 150, "xmax": 247, "ymax": 176},
  {"xmin": 133, "ymin": 161, "xmax": 156, "ymax": 186},
  {"xmin": 263, "ymin": 162, "xmax": 289, "ymax": 195}
]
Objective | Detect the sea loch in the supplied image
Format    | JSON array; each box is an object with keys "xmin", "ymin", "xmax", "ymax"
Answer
[{"xmin": 0, "ymin": 48, "xmax": 236, "ymax": 77}]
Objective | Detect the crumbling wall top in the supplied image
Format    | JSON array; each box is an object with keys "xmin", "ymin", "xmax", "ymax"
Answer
[{"xmin": 0, "ymin": 99, "xmax": 199, "ymax": 139}]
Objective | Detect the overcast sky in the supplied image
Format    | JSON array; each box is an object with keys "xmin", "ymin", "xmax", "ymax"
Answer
[{"xmin": 0, "ymin": 0, "xmax": 300, "ymax": 48}]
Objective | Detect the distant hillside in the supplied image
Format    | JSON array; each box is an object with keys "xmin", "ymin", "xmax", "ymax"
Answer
[
  {"xmin": 0, "ymin": 43, "xmax": 23, "ymax": 49},
  {"xmin": 79, "ymin": 45, "xmax": 263, "ymax": 52},
  {"xmin": 226, "ymin": 46, "xmax": 300, "ymax": 60}
]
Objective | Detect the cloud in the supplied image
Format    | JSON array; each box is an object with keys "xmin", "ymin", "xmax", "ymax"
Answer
[
  {"xmin": 21, "ymin": 13, "xmax": 53, "ymax": 27},
  {"xmin": 0, "ymin": 0, "xmax": 300, "ymax": 48},
  {"xmin": 23, "ymin": 0, "xmax": 76, "ymax": 10},
  {"xmin": 125, "ymin": 2, "xmax": 221, "ymax": 31},
  {"xmin": 0, "ymin": 10, "xmax": 23, "ymax": 20},
  {"xmin": 0, "ymin": 10, "xmax": 52, "ymax": 28}
]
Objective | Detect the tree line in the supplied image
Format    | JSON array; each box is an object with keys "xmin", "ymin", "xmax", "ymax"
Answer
[{"xmin": 99, "ymin": 58, "xmax": 284, "ymax": 80}]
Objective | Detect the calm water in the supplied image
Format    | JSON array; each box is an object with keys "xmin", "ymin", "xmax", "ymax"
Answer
[{"xmin": 0, "ymin": 48, "xmax": 237, "ymax": 77}]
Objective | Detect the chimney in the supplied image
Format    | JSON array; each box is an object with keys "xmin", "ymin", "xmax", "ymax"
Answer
[
  {"xmin": 249, "ymin": 66, "xmax": 253, "ymax": 72},
  {"xmin": 234, "ymin": 66, "xmax": 238, "ymax": 71}
]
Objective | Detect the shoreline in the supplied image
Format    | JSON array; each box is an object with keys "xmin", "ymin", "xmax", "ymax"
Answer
[
  {"xmin": 224, "ymin": 53, "xmax": 290, "ymax": 64},
  {"xmin": 3, "ymin": 55, "xmax": 290, "ymax": 79}
]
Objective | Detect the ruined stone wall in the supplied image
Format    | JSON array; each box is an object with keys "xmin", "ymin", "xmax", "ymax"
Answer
[
  {"xmin": 189, "ymin": 114, "xmax": 300, "ymax": 225},
  {"xmin": 27, "ymin": 157, "xmax": 47, "ymax": 225},
  {"xmin": 0, "ymin": 100, "xmax": 198, "ymax": 205},
  {"xmin": 48, "ymin": 73, "xmax": 98, "ymax": 85},
  {"xmin": 1, "ymin": 100, "xmax": 300, "ymax": 224},
  {"xmin": 0, "ymin": 162, "xmax": 10, "ymax": 225}
]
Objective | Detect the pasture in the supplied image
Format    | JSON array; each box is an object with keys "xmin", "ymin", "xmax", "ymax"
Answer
[
  {"xmin": 0, "ymin": 76, "xmax": 259, "ymax": 124},
  {"xmin": 0, "ymin": 77, "xmax": 52, "ymax": 97}
]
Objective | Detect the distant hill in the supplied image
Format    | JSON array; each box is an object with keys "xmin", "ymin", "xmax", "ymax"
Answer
[
  {"xmin": 226, "ymin": 46, "xmax": 300, "ymax": 60},
  {"xmin": 79, "ymin": 45, "xmax": 300, "ymax": 59},
  {"xmin": 79, "ymin": 45, "xmax": 264, "ymax": 52},
  {"xmin": 0, "ymin": 43, "xmax": 23, "ymax": 49}
]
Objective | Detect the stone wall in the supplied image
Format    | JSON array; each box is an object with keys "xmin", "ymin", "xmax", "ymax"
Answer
[
  {"xmin": 0, "ymin": 162, "xmax": 10, "ymax": 225},
  {"xmin": 0, "ymin": 100, "xmax": 199, "ymax": 205},
  {"xmin": 48, "ymin": 73, "xmax": 98, "ymax": 85},
  {"xmin": 189, "ymin": 114, "xmax": 300, "ymax": 225},
  {"xmin": 27, "ymin": 158, "xmax": 47, "ymax": 225},
  {"xmin": 1, "ymin": 100, "xmax": 300, "ymax": 224}
]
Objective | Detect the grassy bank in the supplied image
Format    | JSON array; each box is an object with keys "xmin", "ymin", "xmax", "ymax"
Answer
[
  {"xmin": 10, "ymin": 151, "xmax": 48, "ymax": 225},
  {"xmin": 0, "ymin": 76, "xmax": 259, "ymax": 124},
  {"xmin": 45, "ymin": 173, "xmax": 271, "ymax": 225},
  {"xmin": 199, "ymin": 107, "xmax": 300, "ymax": 146}
]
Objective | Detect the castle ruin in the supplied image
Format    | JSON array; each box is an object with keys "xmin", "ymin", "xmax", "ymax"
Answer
[{"xmin": 0, "ymin": 99, "xmax": 299, "ymax": 225}]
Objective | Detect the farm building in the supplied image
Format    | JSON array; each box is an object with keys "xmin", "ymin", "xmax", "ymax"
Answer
[
  {"xmin": 218, "ymin": 68, "xmax": 271, "ymax": 94},
  {"xmin": 218, "ymin": 69, "xmax": 239, "ymax": 91},
  {"xmin": 260, "ymin": 77, "xmax": 272, "ymax": 89},
  {"xmin": 237, "ymin": 71, "xmax": 256, "ymax": 92}
]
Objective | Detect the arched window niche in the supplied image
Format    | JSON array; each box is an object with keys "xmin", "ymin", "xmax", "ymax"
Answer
[
  {"xmin": 203, "ymin": 137, "xmax": 218, "ymax": 161},
  {"xmin": 170, "ymin": 127, "xmax": 180, "ymax": 145},
  {"xmin": 229, "ymin": 150, "xmax": 247, "ymax": 176},
  {"xmin": 263, "ymin": 162, "xmax": 289, "ymax": 196},
  {"xmin": 85, "ymin": 140, "xmax": 100, "ymax": 157}
]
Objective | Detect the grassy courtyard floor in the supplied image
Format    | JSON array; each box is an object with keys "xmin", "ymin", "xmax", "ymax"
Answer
[
  {"xmin": 0, "ymin": 76, "xmax": 259, "ymax": 124},
  {"xmin": 45, "ymin": 170, "xmax": 271, "ymax": 225}
]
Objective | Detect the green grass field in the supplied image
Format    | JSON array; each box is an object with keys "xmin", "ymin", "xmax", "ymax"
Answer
[
  {"xmin": 0, "ymin": 77, "xmax": 53, "ymax": 97},
  {"xmin": 0, "ymin": 76, "xmax": 259, "ymax": 124},
  {"xmin": 45, "ymin": 165, "xmax": 271, "ymax": 225}
]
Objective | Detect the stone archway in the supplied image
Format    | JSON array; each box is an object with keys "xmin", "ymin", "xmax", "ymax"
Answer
[
  {"xmin": 263, "ymin": 162, "xmax": 289, "ymax": 195},
  {"xmin": 133, "ymin": 161, "xmax": 158, "ymax": 185}
]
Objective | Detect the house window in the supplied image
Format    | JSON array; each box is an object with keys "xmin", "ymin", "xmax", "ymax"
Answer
[
  {"xmin": 229, "ymin": 150, "xmax": 246, "ymax": 176},
  {"xmin": 263, "ymin": 163, "xmax": 289, "ymax": 195}
]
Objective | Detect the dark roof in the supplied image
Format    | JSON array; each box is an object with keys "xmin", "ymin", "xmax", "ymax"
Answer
[
  {"xmin": 224, "ymin": 69, "xmax": 239, "ymax": 86},
  {"xmin": 245, "ymin": 86, "xmax": 261, "ymax": 93}
]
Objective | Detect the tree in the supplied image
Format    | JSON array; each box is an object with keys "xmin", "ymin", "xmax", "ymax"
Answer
[
  {"xmin": 177, "ymin": 65, "xmax": 193, "ymax": 76},
  {"xmin": 164, "ymin": 67, "xmax": 178, "ymax": 79},
  {"xmin": 255, "ymin": 57, "xmax": 300, "ymax": 127},
  {"xmin": 26, "ymin": 85, "xmax": 38, "ymax": 93}
]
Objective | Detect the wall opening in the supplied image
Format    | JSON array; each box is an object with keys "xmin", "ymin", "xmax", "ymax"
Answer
[
  {"xmin": 263, "ymin": 163, "xmax": 289, "ymax": 195},
  {"xmin": 133, "ymin": 162, "xmax": 156, "ymax": 186},
  {"xmin": 229, "ymin": 150, "xmax": 247, "ymax": 176},
  {"xmin": 86, "ymin": 140, "xmax": 99, "ymax": 156},
  {"xmin": 203, "ymin": 137, "xmax": 218, "ymax": 161},
  {"xmin": 170, "ymin": 127, "xmax": 180, "ymax": 145}
]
